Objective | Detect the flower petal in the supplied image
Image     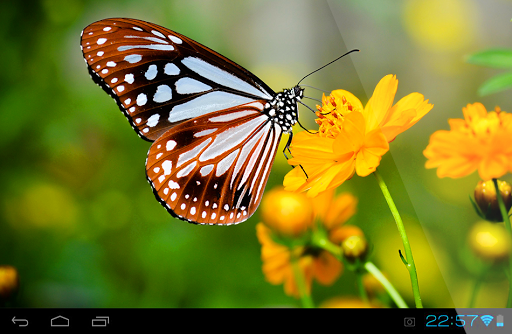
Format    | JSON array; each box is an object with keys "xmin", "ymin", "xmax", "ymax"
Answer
[
  {"xmin": 322, "ymin": 193, "xmax": 358, "ymax": 229},
  {"xmin": 364, "ymin": 74, "xmax": 398, "ymax": 131},
  {"xmin": 424, "ymin": 130, "xmax": 483, "ymax": 178},
  {"xmin": 312, "ymin": 251, "xmax": 342, "ymax": 285},
  {"xmin": 381, "ymin": 93, "xmax": 433, "ymax": 142}
]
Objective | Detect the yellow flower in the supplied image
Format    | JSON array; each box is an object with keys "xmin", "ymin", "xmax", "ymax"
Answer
[
  {"xmin": 260, "ymin": 187, "xmax": 314, "ymax": 237},
  {"xmin": 424, "ymin": 103, "xmax": 512, "ymax": 180},
  {"xmin": 256, "ymin": 188, "xmax": 358, "ymax": 298},
  {"xmin": 284, "ymin": 75, "xmax": 433, "ymax": 197},
  {"xmin": 468, "ymin": 221, "xmax": 511, "ymax": 261}
]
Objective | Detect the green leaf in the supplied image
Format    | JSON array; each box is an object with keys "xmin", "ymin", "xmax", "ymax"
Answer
[
  {"xmin": 478, "ymin": 71, "xmax": 512, "ymax": 96},
  {"xmin": 466, "ymin": 48, "xmax": 512, "ymax": 68}
]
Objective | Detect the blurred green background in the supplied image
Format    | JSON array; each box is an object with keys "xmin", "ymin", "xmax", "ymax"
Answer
[{"xmin": 1, "ymin": 0, "xmax": 511, "ymax": 308}]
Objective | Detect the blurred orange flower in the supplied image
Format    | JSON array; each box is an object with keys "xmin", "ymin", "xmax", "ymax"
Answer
[
  {"xmin": 424, "ymin": 103, "xmax": 512, "ymax": 180},
  {"xmin": 284, "ymin": 75, "xmax": 433, "ymax": 197},
  {"xmin": 256, "ymin": 187, "xmax": 359, "ymax": 298}
]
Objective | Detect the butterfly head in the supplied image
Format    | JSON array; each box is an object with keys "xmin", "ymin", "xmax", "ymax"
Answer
[{"xmin": 265, "ymin": 85, "xmax": 304, "ymax": 134}]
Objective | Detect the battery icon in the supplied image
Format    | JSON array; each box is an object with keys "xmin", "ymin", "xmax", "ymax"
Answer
[{"xmin": 497, "ymin": 315, "xmax": 504, "ymax": 327}]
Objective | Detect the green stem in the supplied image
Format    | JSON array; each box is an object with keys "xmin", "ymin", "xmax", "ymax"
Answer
[
  {"xmin": 467, "ymin": 262, "xmax": 488, "ymax": 308},
  {"xmin": 290, "ymin": 255, "xmax": 314, "ymax": 308},
  {"xmin": 373, "ymin": 169, "xmax": 423, "ymax": 308},
  {"xmin": 493, "ymin": 178, "xmax": 512, "ymax": 308},
  {"xmin": 364, "ymin": 261, "xmax": 409, "ymax": 308},
  {"xmin": 356, "ymin": 267, "xmax": 370, "ymax": 305},
  {"xmin": 312, "ymin": 235, "xmax": 408, "ymax": 308}
]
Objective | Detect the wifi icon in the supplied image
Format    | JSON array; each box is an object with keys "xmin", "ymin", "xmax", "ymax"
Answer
[{"xmin": 481, "ymin": 315, "xmax": 494, "ymax": 327}]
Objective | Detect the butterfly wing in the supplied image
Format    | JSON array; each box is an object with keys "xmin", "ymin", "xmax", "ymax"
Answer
[
  {"xmin": 146, "ymin": 101, "xmax": 282, "ymax": 225},
  {"xmin": 80, "ymin": 18, "xmax": 275, "ymax": 141}
]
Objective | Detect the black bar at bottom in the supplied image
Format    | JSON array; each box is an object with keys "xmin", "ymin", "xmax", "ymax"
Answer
[{"xmin": 1, "ymin": 308, "xmax": 509, "ymax": 332}]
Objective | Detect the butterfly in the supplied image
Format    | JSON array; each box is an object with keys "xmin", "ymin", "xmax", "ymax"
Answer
[{"xmin": 80, "ymin": 18, "xmax": 307, "ymax": 226}]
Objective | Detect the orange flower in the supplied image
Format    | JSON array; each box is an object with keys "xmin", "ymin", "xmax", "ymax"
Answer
[
  {"xmin": 424, "ymin": 103, "xmax": 512, "ymax": 180},
  {"xmin": 257, "ymin": 223, "xmax": 341, "ymax": 297},
  {"xmin": 284, "ymin": 75, "xmax": 433, "ymax": 197},
  {"xmin": 256, "ymin": 187, "xmax": 359, "ymax": 298}
]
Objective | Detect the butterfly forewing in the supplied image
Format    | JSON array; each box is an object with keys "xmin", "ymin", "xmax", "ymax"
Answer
[
  {"xmin": 146, "ymin": 101, "xmax": 282, "ymax": 225},
  {"xmin": 80, "ymin": 18, "xmax": 274, "ymax": 141}
]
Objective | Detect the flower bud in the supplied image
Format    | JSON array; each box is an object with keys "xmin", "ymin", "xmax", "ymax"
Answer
[
  {"xmin": 468, "ymin": 221, "xmax": 511, "ymax": 262},
  {"xmin": 474, "ymin": 180, "xmax": 512, "ymax": 222},
  {"xmin": 341, "ymin": 235, "xmax": 368, "ymax": 262},
  {"xmin": 0, "ymin": 265, "xmax": 19, "ymax": 301},
  {"xmin": 260, "ymin": 187, "xmax": 314, "ymax": 237}
]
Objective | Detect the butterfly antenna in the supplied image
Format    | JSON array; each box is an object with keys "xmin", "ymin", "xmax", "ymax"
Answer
[
  {"xmin": 303, "ymin": 95, "xmax": 322, "ymax": 103},
  {"xmin": 297, "ymin": 49, "xmax": 359, "ymax": 86},
  {"xmin": 300, "ymin": 84, "xmax": 329, "ymax": 94}
]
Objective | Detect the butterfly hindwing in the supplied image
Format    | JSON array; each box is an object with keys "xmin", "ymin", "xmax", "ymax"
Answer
[
  {"xmin": 145, "ymin": 101, "xmax": 282, "ymax": 225},
  {"xmin": 80, "ymin": 18, "xmax": 275, "ymax": 141}
]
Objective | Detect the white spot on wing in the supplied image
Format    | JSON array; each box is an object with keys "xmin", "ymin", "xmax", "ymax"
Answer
[
  {"xmin": 176, "ymin": 138, "xmax": 212, "ymax": 168},
  {"xmin": 153, "ymin": 85, "xmax": 173, "ymax": 103},
  {"xmin": 169, "ymin": 181, "xmax": 180, "ymax": 189},
  {"xmin": 162, "ymin": 160, "xmax": 172, "ymax": 175},
  {"xmin": 97, "ymin": 38, "xmax": 107, "ymax": 45},
  {"xmin": 151, "ymin": 30, "xmax": 166, "ymax": 39},
  {"xmin": 199, "ymin": 164, "xmax": 214, "ymax": 176},
  {"xmin": 169, "ymin": 35, "xmax": 182, "ymax": 44},
  {"xmin": 124, "ymin": 73, "xmax": 134, "ymax": 84},
  {"xmin": 164, "ymin": 63, "xmax": 180, "ymax": 75},
  {"xmin": 194, "ymin": 128, "xmax": 217, "ymax": 138},
  {"xmin": 147, "ymin": 114, "xmax": 160, "ymax": 127},
  {"xmin": 118, "ymin": 44, "xmax": 174, "ymax": 51},
  {"xmin": 166, "ymin": 140, "xmax": 177, "ymax": 151},
  {"xmin": 136, "ymin": 93, "xmax": 147, "ymax": 106},
  {"xmin": 124, "ymin": 54, "xmax": 142, "ymax": 63},
  {"xmin": 177, "ymin": 161, "xmax": 197, "ymax": 178},
  {"xmin": 145, "ymin": 64, "xmax": 158, "ymax": 80},
  {"xmin": 216, "ymin": 149, "xmax": 239, "ymax": 176},
  {"xmin": 175, "ymin": 77, "xmax": 212, "ymax": 94}
]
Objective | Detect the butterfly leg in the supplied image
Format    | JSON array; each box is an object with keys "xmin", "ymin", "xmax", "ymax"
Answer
[
  {"xmin": 282, "ymin": 132, "xmax": 294, "ymax": 160},
  {"xmin": 282, "ymin": 132, "xmax": 309, "ymax": 179}
]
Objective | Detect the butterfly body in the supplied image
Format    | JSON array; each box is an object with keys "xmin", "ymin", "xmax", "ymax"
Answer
[{"xmin": 80, "ymin": 18, "xmax": 303, "ymax": 225}]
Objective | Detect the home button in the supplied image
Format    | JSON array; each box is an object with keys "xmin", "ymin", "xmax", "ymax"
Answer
[{"xmin": 51, "ymin": 315, "xmax": 70, "ymax": 327}]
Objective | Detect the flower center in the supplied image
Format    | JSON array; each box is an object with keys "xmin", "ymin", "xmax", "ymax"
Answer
[{"xmin": 315, "ymin": 95, "xmax": 358, "ymax": 139}]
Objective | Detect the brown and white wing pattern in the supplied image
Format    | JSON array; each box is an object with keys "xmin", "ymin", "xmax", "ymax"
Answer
[{"xmin": 145, "ymin": 101, "xmax": 282, "ymax": 225}]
